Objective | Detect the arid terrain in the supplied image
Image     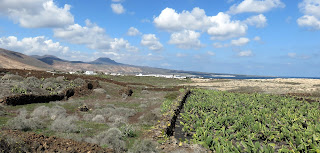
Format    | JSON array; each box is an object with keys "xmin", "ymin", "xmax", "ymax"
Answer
[
  {"xmin": 185, "ymin": 78, "xmax": 320, "ymax": 94},
  {"xmin": 0, "ymin": 68, "xmax": 319, "ymax": 152}
]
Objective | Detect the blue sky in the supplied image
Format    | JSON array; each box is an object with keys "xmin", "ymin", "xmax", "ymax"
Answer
[{"xmin": 0, "ymin": 0, "xmax": 320, "ymax": 77}]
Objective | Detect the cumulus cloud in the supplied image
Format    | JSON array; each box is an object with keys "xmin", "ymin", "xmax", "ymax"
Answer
[
  {"xmin": 127, "ymin": 27, "xmax": 141, "ymax": 36},
  {"xmin": 0, "ymin": 0, "xmax": 74, "ymax": 28},
  {"xmin": 0, "ymin": 36, "xmax": 69, "ymax": 55},
  {"xmin": 54, "ymin": 19, "xmax": 137, "ymax": 52},
  {"xmin": 297, "ymin": 15, "xmax": 320, "ymax": 30},
  {"xmin": 244, "ymin": 14, "xmax": 267, "ymax": 28},
  {"xmin": 297, "ymin": 0, "xmax": 320, "ymax": 30},
  {"xmin": 110, "ymin": 38, "xmax": 138, "ymax": 52},
  {"xmin": 154, "ymin": 7, "xmax": 247, "ymax": 40},
  {"xmin": 54, "ymin": 20, "xmax": 110, "ymax": 50},
  {"xmin": 238, "ymin": 50, "xmax": 253, "ymax": 57},
  {"xmin": 141, "ymin": 34, "xmax": 163, "ymax": 51},
  {"xmin": 168, "ymin": 30, "xmax": 204, "ymax": 49},
  {"xmin": 231, "ymin": 37, "xmax": 250, "ymax": 46},
  {"xmin": 228, "ymin": 0, "xmax": 285, "ymax": 14},
  {"xmin": 153, "ymin": 7, "xmax": 211, "ymax": 32},
  {"xmin": 299, "ymin": 0, "xmax": 320, "ymax": 18},
  {"xmin": 207, "ymin": 13, "xmax": 248, "ymax": 40},
  {"xmin": 111, "ymin": 3, "xmax": 125, "ymax": 14}
]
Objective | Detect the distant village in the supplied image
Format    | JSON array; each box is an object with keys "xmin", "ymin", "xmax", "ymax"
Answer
[{"xmin": 47, "ymin": 70, "xmax": 200, "ymax": 79}]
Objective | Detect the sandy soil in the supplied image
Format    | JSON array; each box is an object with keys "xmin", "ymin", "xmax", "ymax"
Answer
[{"xmin": 183, "ymin": 78, "xmax": 320, "ymax": 94}]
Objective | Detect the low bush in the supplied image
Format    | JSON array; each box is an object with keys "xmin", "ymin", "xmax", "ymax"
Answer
[
  {"xmin": 128, "ymin": 139, "xmax": 158, "ymax": 153},
  {"xmin": 120, "ymin": 124, "xmax": 137, "ymax": 138},
  {"xmin": 55, "ymin": 76, "xmax": 65, "ymax": 83},
  {"xmin": 73, "ymin": 78, "xmax": 85, "ymax": 86},
  {"xmin": 95, "ymin": 128, "xmax": 127, "ymax": 153},
  {"xmin": 0, "ymin": 134, "xmax": 32, "ymax": 152},
  {"xmin": 6, "ymin": 109, "xmax": 44, "ymax": 131},
  {"xmin": 1, "ymin": 74, "xmax": 23, "ymax": 81},
  {"xmin": 92, "ymin": 115, "xmax": 105, "ymax": 123},
  {"xmin": 50, "ymin": 115, "xmax": 79, "ymax": 133},
  {"xmin": 30, "ymin": 105, "xmax": 67, "ymax": 120},
  {"xmin": 108, "ymin": 115, "xmax": 128, "ymax": 127},
  {"xmin": 24, "ymin": 76, "xmax": 41, "ymax": 88}
]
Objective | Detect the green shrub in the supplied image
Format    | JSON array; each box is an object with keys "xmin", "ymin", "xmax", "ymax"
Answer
[
  {"xmin": 95, "ymin": 128, "xmax": 127, "ymax": 153},
  {"xmin": 50, "ymin": 115, "xmax": 79, "ymax": 133},
  {"xmin": 128, "ymin": 139, "xmax": 158, "ymax": 153},
  {"xmin": 164, "ymin": 92, "xmax": 179, "ymax": 101},
  {"xmin": 6, "ymin": 109, "xmax": 44, "ymax": 131}
]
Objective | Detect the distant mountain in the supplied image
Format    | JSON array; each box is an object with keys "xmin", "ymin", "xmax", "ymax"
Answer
[
  {"xmin": 89, "ymin": 57, "xmax": 121, "ymax": 65},
  {"xmin": 32, "ymin": 55, "xmax": 66, "ymax": 65},
  {"xmin": 32, "ymin": 52, "xmax": 142, "ymax": 73},
  {"xmin": 0, "ymin": 48, "xmax": 260, "ymax": 78},
  {"xmin": 0, "ymin": 48, "xmax": 51, "ymax": 70}
]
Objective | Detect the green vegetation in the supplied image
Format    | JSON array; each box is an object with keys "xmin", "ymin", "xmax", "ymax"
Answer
[
  {"xmin": 97, "ymin": 75, "xmax": 188, "ymax": 87},
  {"xmin": 180, "ymin": 89, "xmax": 320, "ymax": 152},
  {"xmin": 11, "ymin": 85, "xmax": 27, "ymax": 94},
  {"xmin": 161, "ymin": 92, "xmax": 180, "ymax": 114}
]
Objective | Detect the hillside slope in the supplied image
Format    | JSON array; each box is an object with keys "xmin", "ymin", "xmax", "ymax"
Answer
[{"xmin": 0, "ymin": 48, "xmax": 51, "ymax": 70}]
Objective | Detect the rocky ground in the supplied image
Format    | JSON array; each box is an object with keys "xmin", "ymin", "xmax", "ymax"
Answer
[
  {"xmin": 184, "ymin": 78, "xmax": 320, "ymax": 94},
  {"xmin": 1, "ymin": 68, "xmax": 319, "ymax": 153}
]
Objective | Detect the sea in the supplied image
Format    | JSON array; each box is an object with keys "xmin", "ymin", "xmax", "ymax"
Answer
[{"xmin": 196, "ymin": 74, "xmax": 320, "ymax": 80}]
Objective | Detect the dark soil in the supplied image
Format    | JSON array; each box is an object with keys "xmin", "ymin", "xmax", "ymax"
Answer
[
  {"xmin": 0, "ymin": 130, "xmax": 113, "ymax": 153},
  {"xmin": 166, "ymin": 91, "xmax": 191, "ymax": 136},
  {"xmin": 1, "ymin": 80, "xmax": 100, "ymax": 106}
]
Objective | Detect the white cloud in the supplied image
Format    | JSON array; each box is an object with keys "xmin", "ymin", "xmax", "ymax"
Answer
[
  {"xmin": 111, "ymin": 3, "xmax": 125, "ymax": 14},
  {"xmin": 141, "ymin": 34, "xmax": 163, "ymax": 51},
  {"xmin": 213, "ymin": 42, "xmax": 228, "ymax": 48},
  {"xmin": 297, "ymin": 15, "xmax": 320, "ymax": 30},
  {"xmin": 176, "ymin": 53, "xmax": 187, "ymax": 57},
  {"xmin": 207, "ymin": 51, "xmax": 216, "ymax": 56},
  {"xmin": 54, "ymin": 19, "xmax": 137, "ymax": 52},
  {"xmin": 228, "ymin": 0, "xmax": 285, "ymax": 14},
  {"xmin": 244, "ymin": 14, "xmax": 267, "ymax": 28},
  {"xmin": 54, "ymin": 20, "xmax": 111, "ymax": 50},
  {"xmin": 231, "ymin": 37, "xmax": 250, "ymax": 46},
  {"xmin": 0, "ymin": 0, "xmax": 74, "ymax": 28},
  {"xmin": 0, "ymin": 36, "xmax": 69, "ymax": 55},
  {"xmin": 154, "ymin": 7, "xmax": 247, "ymax": 40},
  {"xmin": 127, "ymin": 27, "xmax": 141, "ymax": 36},
  {"xmin": 110, "ymin": 38, "xmax": 138, "ymax": 52},
  {"xmin": 297, "ymin": 0, "xmax": 320, "ymax": 30},
  {"xmin": 253, "ymin": 36, "xmax": 261, "ymax": 41},
  {"xmin": 299, "ymin": 0, "xmax": 320, "ymax": 18},
  {"xmin": 168, "ymin": 30, "xmax": 204, "ymax": 49},
  {"xmin": 207, "ymin": 12, "xmax": 248, "ymax": 40},
  {"xmin": 154, "ymin": 7, "xmax": 211, "ymax": 32},
  {"xmin": 112, "ymin": 0, "xmax": 123, "ymax": 2},
  {"xmin": 238, "ymin": 50, "xmax": 253, "ymax": 57}
]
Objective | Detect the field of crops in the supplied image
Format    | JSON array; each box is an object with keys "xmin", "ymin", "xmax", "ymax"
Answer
[{"xmin": 180, "ymin": 89, "xmax": 320, "ymax": 152}]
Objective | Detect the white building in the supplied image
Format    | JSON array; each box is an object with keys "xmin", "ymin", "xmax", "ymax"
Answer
[{"xmin": 84, "ymin": 71, "xmax": 96, "ymax": 75}]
